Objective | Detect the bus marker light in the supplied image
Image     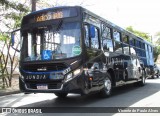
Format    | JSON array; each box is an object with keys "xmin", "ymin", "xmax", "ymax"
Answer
[{"xmin": 89, "ymin": 77, "xmax": 93, "ymax": 81}]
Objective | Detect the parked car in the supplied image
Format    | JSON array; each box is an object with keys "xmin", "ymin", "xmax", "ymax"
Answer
[{"xmin": 152, "ymin": 64, "xmax": 160, "ymax": 78}]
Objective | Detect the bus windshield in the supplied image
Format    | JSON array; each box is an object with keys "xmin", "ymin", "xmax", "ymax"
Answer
[{"xmin": 21, "ymin": 22, "xmax": 81, "ymax": 61}]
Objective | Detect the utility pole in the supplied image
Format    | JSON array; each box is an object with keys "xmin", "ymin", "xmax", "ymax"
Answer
[{"xmin": 31, "ymin": 0, "xmax": 37, "ymax": 12}]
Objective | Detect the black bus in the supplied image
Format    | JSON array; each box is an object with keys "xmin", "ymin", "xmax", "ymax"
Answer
[{"xmin": 11, "ymin": 6, "xmax": 154, "ymax": 98}]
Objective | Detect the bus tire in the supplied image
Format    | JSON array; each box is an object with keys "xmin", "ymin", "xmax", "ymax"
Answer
[
  {"xmin": 152, "ymin": 75, "xmax": 155, "ymax": 79},
  {"xmin": 54, "ymin": 93, "xmax": 68, "ymax": 98},
  {"xmin": 100, "ymin": 73, "xmax": 112, "ymax": 98},
  {"xmin": 138, "ymin": 70, "xmax": 145, "ymax": 86},
  {"xmin": 24, "ymin": 92, "xmax": 30, "ymax": 94}
]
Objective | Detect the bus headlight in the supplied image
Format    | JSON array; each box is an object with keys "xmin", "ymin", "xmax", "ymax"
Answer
[
  {"xmin": 65, "ymin": 69, "xmax": 81, "ymax": 82},
  {"xmin": 65, "ymin": 73, "xmax": 73, "ymax": 82},
  {"xmin": 73, "ymin": 69, "xmax": 81, "ymax": 76}
]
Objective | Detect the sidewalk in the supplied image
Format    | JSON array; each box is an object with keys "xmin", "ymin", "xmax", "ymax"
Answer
[
  {"xmin": 0, "ymin": 75, "xmax": 21, "ymax": 96},
  {"xmin": 0, "ymin": 89, "xmax": 20, "ymax": 96}
]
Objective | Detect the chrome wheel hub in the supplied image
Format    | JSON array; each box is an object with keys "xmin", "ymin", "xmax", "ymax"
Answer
[
  {"xmin": 104, "ymin": 79, "xmax": 111, "ymax": 93},
  {"xmin": 142, "ymin": 76, "xmax": 145, "ymax": 84}
]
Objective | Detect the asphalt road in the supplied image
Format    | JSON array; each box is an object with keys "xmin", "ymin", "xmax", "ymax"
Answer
[{"xmin": 1, "ymin": 78, "xmax": 160, "ymax": 116}]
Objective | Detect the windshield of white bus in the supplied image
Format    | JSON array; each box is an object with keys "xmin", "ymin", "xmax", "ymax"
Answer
[{"xmin": 21, "ymin": 22, "xmax": 81, "ymax": 61}]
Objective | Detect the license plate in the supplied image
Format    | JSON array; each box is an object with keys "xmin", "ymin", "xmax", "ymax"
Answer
[{"xmin": 37, "ymin": 84, "xmax": 48, "ymax": 90}]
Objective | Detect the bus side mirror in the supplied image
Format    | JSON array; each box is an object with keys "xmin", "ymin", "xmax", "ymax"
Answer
[
  {"xmin": 11, "ymin": 29, "xmax": 21, "ymax": 52},
  {"xmin": 89, "ymin": 25, "xmax": 95, "ymax": 38}
]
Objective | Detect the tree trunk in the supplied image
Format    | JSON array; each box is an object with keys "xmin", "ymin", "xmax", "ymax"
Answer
[{"xmin": 32, "ymin": 0, "xmax": 37, "ymax": 12}]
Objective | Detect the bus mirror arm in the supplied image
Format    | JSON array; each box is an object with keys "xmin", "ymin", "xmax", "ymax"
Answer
[{"xmin": 11, "ymin": 45, "xmax": 20, "ymax": 52}]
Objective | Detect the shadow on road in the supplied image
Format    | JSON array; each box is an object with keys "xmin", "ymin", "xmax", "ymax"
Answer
[
  {"xmin": 20, "ymin": 79, "xmax": 160, "ymax": 107},
  {"xmin": 3, "ymin": 79, "xmax": 160, "ymax": 115}
]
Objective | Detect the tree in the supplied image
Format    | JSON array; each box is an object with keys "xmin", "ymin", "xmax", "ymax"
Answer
[
  {"xmin": 36, "ymin": 0, "xmax": 88, "ymax": 10},
  {"xmin": 0, "ymin": 0, "xmax": 30, "ymax": 32},
  {"xmin": 153, "ymin": 32, "xmax": 160, "ymax": 62},
  {"xmin": 153, "ymin": 45, "xmax": 160, "ymax": 62},
  {"xmin": 155, "ymin": 32, "xmax": 160, "ymax": 45},
  {"xmin": 0, "ymin": 0, "xmax": 29, "ymax": 88},
  {"xmin": 31, "ymin": 0, "xmax": 37, "ymax": 12},
  {"xmin": 126, "ymin": 26, "xmax": 160, "ymax": 62},
  {"xmin": 126, "ymin": 26, "xmax": 151, "ymax": 42}
]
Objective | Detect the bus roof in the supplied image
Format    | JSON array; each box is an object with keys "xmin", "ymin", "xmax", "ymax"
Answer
[
  {"xmin": 23, "ymin": 6, "xmax": 153, "ymax": 46},
  {"xmin": 81, "ymin": 6, "xmax": 153, "ymax": 46}
]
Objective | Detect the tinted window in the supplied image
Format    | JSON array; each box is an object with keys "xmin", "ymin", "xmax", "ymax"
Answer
[
  {"xmin": 122, "ymin": 34, "xmax": 129, "ymax": 44},
  {"xmin": 102, "ymin": 26, "xmax": 111, "ymax": 39},
  {"xmin": 113, "ymin": 30, "xmax": 121, "ymax": 42},
  {"xmin": 84, "ymin": 25, "xmax": 89, "ymax": 47},
  {"xmin": 103, "ymin": 39, "xmax": 113, "ymax": 52},
  {"xmin": 84, "ymin": 25, "xmax": 99, "ymax": 49},
  {"xmin": 91, "ymin": 27, "xmax": 99, "ymax": 49},
  {"xmin": 141, "ymin": 43, "xmax": 145, "ymax": 49},
  {"xmin": 133, "ymin": 39, "xmax": 136, "ymax": 46},
  {"xmin": 114, "ymin": 41, "xmax": 122, "ymax": 53},
  {"xmin": 129, "ymin": 38, "xmax": 134, "ymax": 46},
  {"xmin": 122, "ymin": 44, "xmax": 130, "ymax": 54}
]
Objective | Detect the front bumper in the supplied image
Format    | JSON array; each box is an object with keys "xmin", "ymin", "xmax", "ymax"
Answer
[{"xmin": 19, "ymin": 74, "xmax": 86, "ymax": 94}]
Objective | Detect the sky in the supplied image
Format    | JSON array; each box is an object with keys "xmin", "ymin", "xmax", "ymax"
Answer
[
  {"xmin": 42, "ymin": 0, "xmax": 160, "ymax": 40},
  {"xmin": 83, "ymin": 0, "xmax": 160, "ymax": 36},
  {"xmin": 3, "ymin": 0, "xmax": 160, "ymax": 40}
]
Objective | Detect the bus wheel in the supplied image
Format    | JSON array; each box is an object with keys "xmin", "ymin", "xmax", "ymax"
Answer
[
  {"xmin": 100, "ymin": 73, "xmax": 112, "ymax": 98},
  {"xmin": 152, "ymin": 75, "xmax": 155, "ymax": 79},
  {"xmin": 54, "ymin": 93, "xmax": 68, "ymax": 98},
  {"xmin": 138, "ymin": 70, "xmax": 145, "ymax": 86}
]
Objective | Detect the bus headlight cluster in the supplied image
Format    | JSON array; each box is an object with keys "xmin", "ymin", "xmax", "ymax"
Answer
[
  {"xmin": 66, "ymin": 73, "xmax": 73, "ymax": 82},
  {"xmin": 65, "ymin": 69, "xmax": 81, "ymax": 82},
  {"xmin": 73, "ymin": 69, "xmax": 80, "ymax": 76}
]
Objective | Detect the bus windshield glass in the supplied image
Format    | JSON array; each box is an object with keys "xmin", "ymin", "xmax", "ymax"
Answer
[{"xmin": 21, "ymin": 22, "xmax": 81, "ymax": 61}]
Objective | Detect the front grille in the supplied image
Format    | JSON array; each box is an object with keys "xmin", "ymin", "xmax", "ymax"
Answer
[
  {"xmin": 26, "ymin": 82, "xmax": 62, "ymax": 89},
  {"xmin": 22, "ymin": 62, "xmax": 68, "ymax": 72}
]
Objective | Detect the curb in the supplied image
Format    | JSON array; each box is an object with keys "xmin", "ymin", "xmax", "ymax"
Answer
[{"xmin": 0, "ymin": 90, "xmax": 21, "ymax": 96}]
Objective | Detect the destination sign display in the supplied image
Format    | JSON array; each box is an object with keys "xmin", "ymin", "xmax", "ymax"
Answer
[
  {"xmin": 36, "ymin": 11, "xmax": 63, "ymax": 22},
  {"xmin": 34, "ymin": 8, "xmax": 77, "ymax": 22}
]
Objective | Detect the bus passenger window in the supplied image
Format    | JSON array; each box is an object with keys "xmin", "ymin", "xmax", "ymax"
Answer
[
  {"xmin": 122, "ymin": 34, "xmax": 129, "ymax": 44},
  {"xmin": 103, "ymin": 39, "xmax": 113, "ymax": 52},
  {"xmin": 129, "ymin": 38, "xmax": 134, "ymax": 46},
  {"xmin": 91, "ymin": 27, "xmax": 99, "ymax": 49},
  {"xmin": 102, "ymin": 26, "xmax": 111, "ymax": 39},
  {"xmin": 102, "ymin": 26, "xmax": 113, "ymax": 52},
  {"xmin": 141, "ymin": 43, "xmax": 145, "ymax": 49},
  {"xmin": 113, "ymin": 30, "xmax": 121, "ymax": 42},
  {"xmin": 84, "ymin": 25, "xmax": 99, "ymax": 49},
  {"xmin": 114, "ymin": 41, "xmax": 122, "ymax": 53},
  {"xmin": 133, "ymin": 39, "xmax": 136, "ymax": 46},
  {"xmin": 84, "ymin": 25, "xmax": 89, "ymax": 47}
]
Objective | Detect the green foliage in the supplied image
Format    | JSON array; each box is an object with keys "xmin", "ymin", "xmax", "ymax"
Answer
[
  {"xmin": 5, "ymin": 12, "xmax": 28, "ymax": 29},
  {"xmin": 0, "ymin": 0, "xmax": 30, "ymax": 31},
  {"xmin": 0, "ymin": 0, "xmax": 28, "ymax": 88},
  {"xmin": 0, "ymin": 0, "xmax": 29, "ymax": 12},
  {"xmin": 155, "ymin": 32, "xmax": 160, "ymax": 37},
  {"xmin": 155, "ymin": 32, "xmax": 160, "ymax": 45},
  {"xmin": 153, "ymin": 45, "xmax": 160, "ymax": 62},
  {"xmin": 0, "ymin": 34, "xmax": 9, "ymax": 41},
  {"xmin": 126, "ymin": 26, "xmax": 151, "ymax": 42},
  {"xmin": 126, "ymin": 26, "xmax": 160, "ymax": 62}
]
